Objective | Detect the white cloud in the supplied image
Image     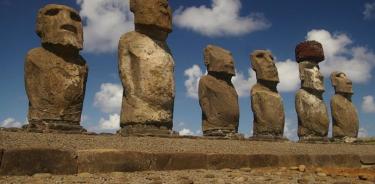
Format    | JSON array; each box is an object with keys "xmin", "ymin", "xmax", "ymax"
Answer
[
  {"xmin": 173, "ymin": 0, "xmax": 270, "ymax": 37},
  {"xmin": 0, "ymin": 118, "xmax": 27, "ymax": 128},
  {"xmin": 276, "ymin": 59, "xmax": 300, "ymax": 92},
  {"xmin": 362, "ymin": 95, "xmax": 375, "ymax": 113},
  {"xmin": 358, "ymin": 127, "xmax": 368, "ymax": 138},
  {"xmin": 77, "ymin": 0, "xmax": 134, "ymax": 53},
  {"xmin": 184, "ymin": 65, "xmax": 203, "ymax": 99},
  {"xmin": 364, "ymin": 2, "xmax": 375, "ymax": 20},
  {"xmin": 99, "ymin": 113, "xmax": 120, "ymax": 130},
  {"xmin": 284, "ymin": 118, "xmax": 298, "ymax": 141},
  {"xmin": 94, "ymin": 83, "xmax": 123, "ymax": 113},
  {"xmin": 179, "ymin": 128, "xmax": 194, "ymax": 136},
  {"xmin": 306, "ymin": 29, "xmax": 375, "ymax": 83},
  {"xmin": 231, "ymin": 69, "xmax": 256, "ymax": 97}
]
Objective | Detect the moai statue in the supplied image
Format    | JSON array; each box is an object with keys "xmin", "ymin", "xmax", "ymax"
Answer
[
  {"xmin": 118, "ymin": 0, "xmax": 175, "ymax": 136},
  {"xmin": 25, "ymin": 4, "xmax": 87, "ymax": 133},
  {"xmin": 295, "ymin": 41, "xmax": 329, "ymax": 141},
  {"xmin": 199, "ymin": 45, "xmax": 239, "ymax": 137},
  {"xmin": 330, "ymin": 71, "xmax": 359, "ymax": 140},
  {"xmin": 250, "ymin": 50, "xmax": 285, "ymax": 139}
]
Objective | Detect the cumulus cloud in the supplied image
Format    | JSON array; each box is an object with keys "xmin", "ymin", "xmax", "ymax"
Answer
[
  {"xmin": 362, "ymin": 95, "xmax": 375, "ymax": 113},
  {"xmin": 231, "ymin": 69, "xmax": 256, "ymax": 97},
  {"xmin": 99, "ymin": 113, "xmax": 120, "ymax": 130},
  {"xmin": 174, "ymin": 0, "xmax": 270, "ymax": 37},
  {"xmin": 306, "ymin": 29, "xmax": 375, "ymax": 83},
  {"xmin": 184, "ymin": 65, "xmax": 203, "ymax": 99},
  {"xmin": 94, "ymin": 83, "xmax": 123, "ymax": 113},
  {"xmin": 275, "ymin": 59, "xmax": 300, "ymax": 92},
  {"xmin": 179, "ymin": 128, "xmax": 195, "ymax": 136},
  {"xmin": 284, "ymin": 118, "xmax": 298, "ymax": 141},
  {"xmin": 77, "ymin": 0, "xmax": 134, "ymax": 53},
  {"xmin": 364, "ymin": 2, "xmax": 375, "ymax": 19},
  {"xmin": 0, "ymin": 118, "xmax": 27, "ymax": 128}
]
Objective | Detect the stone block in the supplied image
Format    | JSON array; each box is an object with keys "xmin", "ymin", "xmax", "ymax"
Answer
[
  {"xmin": 0, "ymin": 148, "xmax": 77, "ymax": 175},
  {"xmin": 77, "ymin": 149, "xmax": 153, "ymax": 173},
  {"xmin": 207, "ymin": 154, "xmax": 249, "ymax": 169},
  {"xmin": 153, "ymin": 153, "xmax": 207, "ymax": 170},
  {"xmin": 360, "ymin": 154, "xmax": 375, "ymax": 165},
  {"xmin": 248, "ymin": 154, "xmax": 279, "ymax": 168}
]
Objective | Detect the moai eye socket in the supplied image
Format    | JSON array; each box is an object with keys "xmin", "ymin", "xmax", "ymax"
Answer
[
  {"xmin": 256, "ymin": 53, "xmax": 264, "ymax": 58},
  {"xmin": 70, "ymin": 12, "xmax": 81, "ymax": 22},
  {"xmin": 45, "ymin": 8, "xmax": 60, "ymax": 16}
]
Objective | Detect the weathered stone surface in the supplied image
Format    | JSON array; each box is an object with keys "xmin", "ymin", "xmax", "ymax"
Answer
[
  {"xmin": 199, "ymin": 45, "xmax": 239, "ymax": 136},
  {"xmin": 155, "ymin": 153, "xmax": 207, "ymax": 170},
  {"xmin": 0, "ymin": 148, "xmax": 77, "ymax": 175},
  {"xmin": 360, "ymin": 155, "xmax": 375, "ymax": 165},
  {"xmin": 130, "ymin": 0, "xmax": 172, "ymax": 41},
  {"xmin": 296, "ymin": 89, "xmax": 329, "ymax": 140},
  {"xmin": 248, "ymin": 154, "xmax": 279, "ymax": 167},
  {"xmin": 330, "ymin": 72, "xmax": 359, "ymax": 139},
  {"xmin": 0, "ymin": 149, "xmax": 3, "ymax": 168},
  {"xmin": 250, "ymin": 50, "xmax": 285, "ymax": 138},
  {"xmin": 295, "ymin": 42, "xmax": 329, "ymax": 141},
  {"xmin": 77, "ymin": 149, "xmax": 153, "ymax": 173},
  {"xmin": 25, "ymin": 4, "xmax": 87, "ymax": 133},
  {"xmin": 36, "ymin": 4, "xmax": 83, "ymax": 50},
  {"xmin": 207, "ymin": 154, "xmax": 249, "ymax": 169},
  {"xmin": 118, "ymin": 0, "xmax": 175, "ymax": 135},
  {"xmin": 295, "ymin": 41, "xmax": 325, "ymax": 63}
]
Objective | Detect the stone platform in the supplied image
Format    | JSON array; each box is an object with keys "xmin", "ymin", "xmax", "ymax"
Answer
[{"xmin": 1, "ymin": 131, "xmax": 374, "ymax": 176}]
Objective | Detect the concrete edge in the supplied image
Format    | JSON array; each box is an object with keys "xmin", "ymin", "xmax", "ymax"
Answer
[{"xmin": 0, "ymin": 148, "xmax": 371, "ymax": 175}]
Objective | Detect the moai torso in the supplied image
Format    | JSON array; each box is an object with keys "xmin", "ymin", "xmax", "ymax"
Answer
[
  {"xmin": 330, "ymin": 71, "xmax": 359, "ymax": 139},
  {"xmin": 118, "ymin": 31, "xmax": 175, "ymax": 128},
  {"xmin": 250, "ymin": 50, "xmax": 285, "ymax": 138},
  {"xmin": 296, "ymin": 88, "xmax": 329, "ymax": 138},
  {"xmin": 251, "ymin": 84, "xmax": 285, "ymax": 137},
  {"xmin": 199, "ymin": 75, "xmax": 239, "ymax": 134},
  {"xmin": 25, "ymin": 47, "xmax": 88, "ymax": 128},
  {"xmin": 331, "ymin": 95, "xmax": 359, "ymax": 138},
  {"xmin": 295, "ymin": 41, "xmax": 329, "ymax": 141},
  {"xmin": 199, "ymin": 45, "xmax": 239, "ymax": 136},
  {"xmin": 118, "ymin": 0, "xmax": 175, "ymax": 135},
  {"xmin": 25, "ymin": 4, "xmax": 87, "ymax": 132}
]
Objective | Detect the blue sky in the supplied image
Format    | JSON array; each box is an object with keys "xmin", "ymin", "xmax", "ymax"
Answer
[{"xmin": 1, "ymin": 0, "xmax": 375, "ymax": 139}]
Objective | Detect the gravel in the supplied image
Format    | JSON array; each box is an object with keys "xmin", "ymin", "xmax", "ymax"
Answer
[{"xmin": 1, "ymin": 167, "xmax": 374, "ymax": 184}]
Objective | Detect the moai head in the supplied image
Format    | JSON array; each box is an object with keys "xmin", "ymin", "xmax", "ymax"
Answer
[
  {"xmin": 251, "ymin": 50, "xmax": 279, "ymax": 83},
  {"xmin": 331, "ymin": 71, "xmax": 353, "ymax": 94},
  {"xmin": 204, "ymin": 45, "xmax": 235, "ymax": 76},
  {"xmin": 130, "ymin": 0, "xmax": 172, "ymax": 40},
  {"xmin": 295, "ymin": 40, "xmax": 325, "ymax": 63},
  {"xmin": 36, "ymin": 4, "xmax": 83, "ymax": 50},
  {"xmin": 299, "ymin": 61, "xmax": 325, "ymax": 91}
]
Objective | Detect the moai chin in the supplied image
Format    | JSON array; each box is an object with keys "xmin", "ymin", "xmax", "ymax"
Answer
[
  {"xmin": 295, "ymin": 41, "xmax": 329, "ymax": 141},
  {"xmin": 118, "ymin": 0, "xmax": 175, "ymax": 136},
  {"xmin": 199, "ymin": 45, "xmax": 239, "ymax": 137},
  {"xmin": 25, "ymin": 4, "xmax": 87, "ymax": 133},
  {"xmin": 250, "ymin": 50, "xmax": 285, "ymax": 139},
  {"xmin": 330, "ymin": 71, "xmax": 359, "ymax": 140}
]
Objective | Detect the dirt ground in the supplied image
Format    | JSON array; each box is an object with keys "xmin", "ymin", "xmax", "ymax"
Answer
[{"xmin": 1, "ymin": 167, "xmax": 375, "ymax": 184}]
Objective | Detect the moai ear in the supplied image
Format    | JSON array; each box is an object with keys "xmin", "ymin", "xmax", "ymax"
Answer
[{"xmin": 299, "ymin": 63, "xmax": 306, "ymax": 81}]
